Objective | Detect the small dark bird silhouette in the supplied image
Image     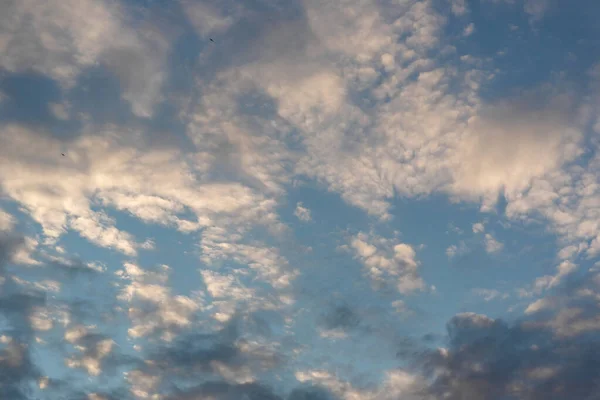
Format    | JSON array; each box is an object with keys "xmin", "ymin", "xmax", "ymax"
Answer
[
  {"xmin": 61, "ymin": 153, "xmax": 65, "ymax": 156},
  {"xmin": 210, "ymin": 38, "xmax": 214, "ymax": 42}
]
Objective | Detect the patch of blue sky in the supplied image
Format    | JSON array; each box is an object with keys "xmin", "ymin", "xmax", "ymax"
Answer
[{"xmin": 450, "ymin": 0, "xmax": 600, "ymax": 102}]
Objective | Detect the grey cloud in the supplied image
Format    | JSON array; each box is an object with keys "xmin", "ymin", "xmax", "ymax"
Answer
[
  {"xmin": 0, "ymin": 229, "xmax": 127, "ymax": 398},
  {"xmin": 287, "ymin": 385, "xmax": 336, "ymax": 400},
  {"xmin": 150, "ymin": 315, "xmax": 282, "ymax": 378},
  {"xmin": 319, "ymin": 304, "xmax": 361, "ymax": 331},
  {"xmin": 166, "ymin": 382, "xmax": 282, "ymax": 400},
  {"xmin": 0, "ymin": 236, "xmax": 45, "ymax": 398},
  {"xmin": 414, "ymin": 271, "xmax": 600, "ymax": 400},
  {"xmin": 166, "ymin": 382, "xmax": 338, "ymax": 400},
  {"xmin": 0, "ymin": 232, "xmax": 24, "ymax": 267}
]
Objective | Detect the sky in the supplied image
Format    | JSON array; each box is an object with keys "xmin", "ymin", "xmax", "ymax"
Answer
[{"xmin": 1, "ymin": 0, "xmax": 600, "ymax": 399}]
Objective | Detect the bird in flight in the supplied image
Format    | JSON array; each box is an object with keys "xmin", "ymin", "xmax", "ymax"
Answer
[
  {"xmin": 61, "ymin": 153, "xmax": 65, "ymax": 156},
  {"xmin": 210, "ymin": 38, "xmax": 214, "ymax": 42}
]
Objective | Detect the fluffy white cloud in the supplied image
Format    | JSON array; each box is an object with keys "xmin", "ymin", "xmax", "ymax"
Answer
[
  {"xmin": 116, "ymin": 263, "xmax": 201, "ymax": 340},
  {"xmin": 29, "ymin": 307, "xmax": 54, "ymax": 331},
  {"xmin": 349, "ymin": 232, "xmax": 424, "ymax": 294},
  {"xmin": 294, "ymin": 202, "xmax": 312, "ymax": 222},
  {"xmin": 451, "ymin": 95, "xmax": 583, "ymax": 205},
  {"xmin": 66, "ymin": 337, "xmax": 114, "ymax": 376},
  {"xmin": 0, "ymin": 209, "xmax": 15, "ymax": 232},
  {"xmin": 182, "ymin": 0, "xmax": 236, "ymax": 38},
  {"xmin": 472, "ymin": 222, "xmax": 485, "ymax": 233},
  {"xmin": 0, "ymin": 124, "xmax": 286, "ymax": 256},
  {"xmin": 484, "ymin": 233, "xmax": 504, "ymax": 254},
  {"xmin": 463, "ymin": 23, "xmax": 475, "ymax": 36}
]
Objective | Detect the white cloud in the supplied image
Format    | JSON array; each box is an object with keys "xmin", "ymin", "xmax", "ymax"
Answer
[
  {"xmin": 524, "ymin": 0, "xmax": 550, "ymax": 21},
  {"xmin": 49, "ymin": 103, "xmax": 69, "ymax": 120},
  {"xmin": 451, "ymin": 0, "xmax": 468, "ymax": 15},
  {"xmin": 13, "ymin": 277, "xmax": 61, "ymax": 294},
  {"xmin": 446, "ymin": 241, "xmax": 469, "ymax": 259},
  {"xmin": 451, "ymin": 95, "xmax": 583, "ymax": 204},
  {"xmin": 0, "ymin": 0, "xmax": 167, "ymax": 117},
  {"xmin": 350, "ymin": 232, "xmax": 424, "ymax": 294},
  {"xmin": 0, "ymin": 124, "xmax": 287, "ymax": 256},
  {"xmin": 524, "ymin": 261, "xmax": 578, "ymax": 299},
  {"xmin": 117, "ymin": 263, "xmax": 201, "ymax": 339},
  {"xmin": 463, "ymin": 23, "xmax": 475, "ymax": 37},
  {"xmin": 126, "ymin": 369, "xmax": 160, "ymax": 399},
  {"xmin": 182, "ymin": 0, "xmax": 235, "ymax": 37},
  {"xmin": 29, "ymin": 307, "xmax": 54, "ymax": 331},
  {"xmin": 484, "ymin": 233, "xmax": 504, "ymax": 254},
  {"xmin": 66, "ymin": 338, "xmax": 114, "ymax": 376},
  {"xmin": 294, "ymin": 202, "xmax": 312, "ymax": 222},
  {"xmin": 526, "ymin": 366, "xmax": 560, "ymax": 380},
  {"xmin": 12, "ymin": 236, "xmax": 41, "ymax": 265},
  {"xmin": 65, "ymin": 325, "xmax": 89, "ymax": 344},
  {"xmin": 525, "ymin": 297, "xmax": 553, "ymax": 314},
  {"xmin": 295, "ymin": 368, "xmax": 427, "ymax": 400},
  {"xmin": 472, "ymin": 222, "xmax": 485, "ymax": 233},
  {"xmin": 88, "ymin": 394, "xmax": 108, "ymax": 400},
  {"xmin": 0, "ymin": 209, "xmax": 16, "ymax": 232},
  {"xmin": 200, "ymin": 247, "xmax": 294, "ymax": 323},
  {"xmin": 472, "ymin": 288, "xmax": 508, "ymax": 302},
  {"xmin": 38, "ymin": 376, "xmax": 49, "ymax": 389},
  {"xmin": 454, "ymin": 312, "xmax": 495, "ymax": 328}
]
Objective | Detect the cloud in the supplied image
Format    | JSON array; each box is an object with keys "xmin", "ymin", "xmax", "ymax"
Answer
[
  {"xmin": 163, "ymin": 382, "xmax": 287, "ymax": 400},
  {"xmin": 482, "ymin": 0, "xmax": 552, "ymax": 21},
  {"xmin": 349, "ymin": 232, "xmax": 424, "ymax": 294},
  {"xmin": 472, "ymin": 223, "xmax": 485, "ymax": 233},
  {"xmin": 182, "ymin": 0, "xmax": 236, "ymax": 38},
  {"xmin": 522, "ymin": 260, "xmax": 578, "ymax": 300},
  {"xmin": 294, "ymin": 202, "xmax": 312, "ymax": 222},
  {"xmin": 0, "ymin": 124, "xmax": 286, "ymax": 257},
  {"xmin": 116, "ymin": 263, "xmax": 201, "ymax": 340},
  {"xmin": 295, "ymin": 368, "xmax": 427, "ymax": 400},
  {"xmin": 416, "ymin": 271, "xmax": 600, "ymax": 400},
  {"xmin": 65, "ymin": 332, "xmax": 115, "ymax": 376},
  {"xmin": 0, "ymin": 0, "xmax": 168, "ymax": 117},
  {"xmin": 484, "ymin": 233, "xmax": 504, "ymax": 254},
  {"xmin": 451, "ymin": 91, "xmax": 583, "ymax": 206},
  {"xmin": 49, "ymin": 102, "xmax": 69, "ymax": 120},
  {"xmin": 0, "ymin": 209, "xmax": 16, "ymax": 232},
  {"xmin": 524, "ymin": 0, "xmax": 551, "ymax": 21},
  {"xmin": 319, "ymin": 305, "xmax": 360, "ymax": 332},
  {"xmin": 451, "ymin": 0, "xmax": 469, "ymax": 16},
  {"xmin": 132, "ymin": 314, "xmax": 292, "ymax": 399},
  {"xmin": 1, "ymin": 0, "xmax": 599, "ymax": 398},
  {"xmin": 463, "ymin": 23, "xmax": 475, "ymax": 37},
  {"xmin": 0, "ymin": 235, "xmax": 44, "ymax": 398},
  {"xmin": 446, "ymin": 241, "xmax": 470, "ymax": 259},
  {"xmin": 472, "ymin": 288, "xmax": 509, "ymax": 302}
]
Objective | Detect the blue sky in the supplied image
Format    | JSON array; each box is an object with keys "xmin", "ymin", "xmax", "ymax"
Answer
[{"xmin": 1, "ymin": 0, "xmax": 600, "ymax": 399}]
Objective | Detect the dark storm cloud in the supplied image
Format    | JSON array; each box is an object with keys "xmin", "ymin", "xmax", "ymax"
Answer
[{"xmin": 413, "ymin": 270, "xmax": 600, "ymax": 400}]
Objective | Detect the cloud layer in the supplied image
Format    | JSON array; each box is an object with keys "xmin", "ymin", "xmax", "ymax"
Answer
[{"xmin": 1, "ymin": 0, "xmax": 600, "ymax": 398}]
